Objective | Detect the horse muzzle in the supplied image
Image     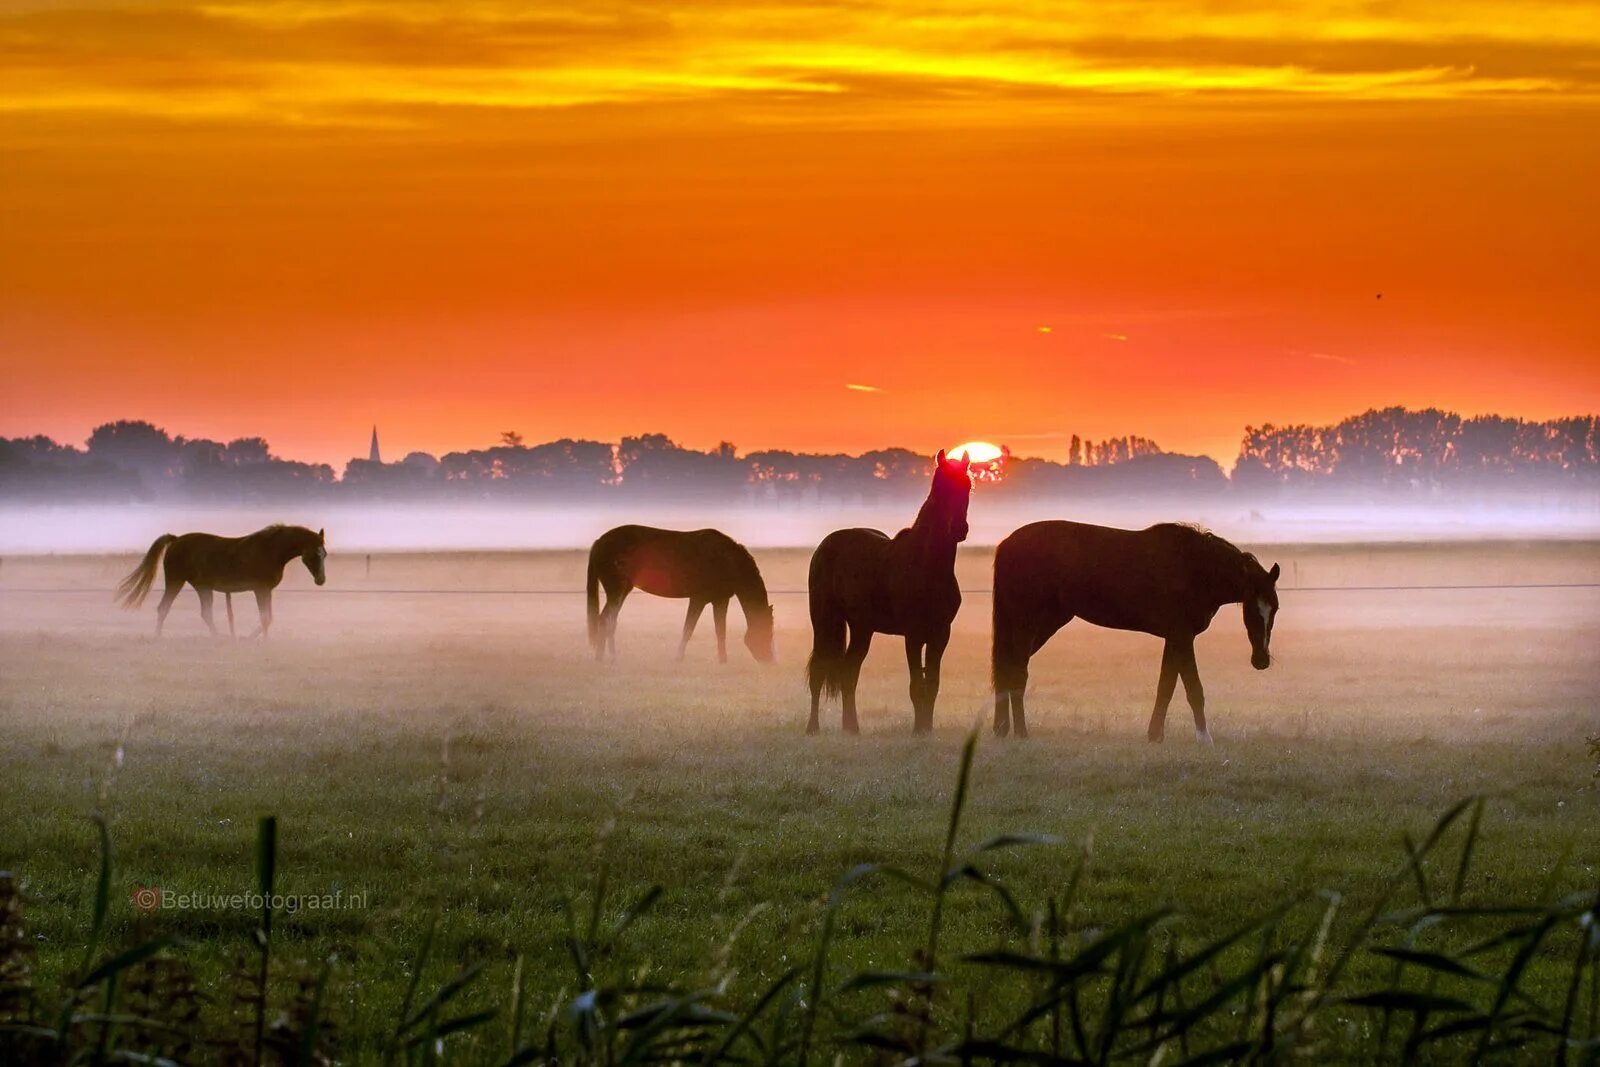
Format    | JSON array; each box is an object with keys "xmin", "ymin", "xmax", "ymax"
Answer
[
  {"xmin": 314, "ymin": 574, "xmax": 326, "ymax": 586},
  {"xmin": 1251, "ymin": 650, "xmax": 1271, "ymax": 670}
]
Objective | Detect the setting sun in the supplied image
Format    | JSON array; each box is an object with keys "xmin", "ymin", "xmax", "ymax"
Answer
[
  {"xmin": 948, "ymin": 440, "xmax": 1007, "ymax": 481},
  {"xmin": 949, "ymin": 441, "xmax": 1004, "ymax": 465}
]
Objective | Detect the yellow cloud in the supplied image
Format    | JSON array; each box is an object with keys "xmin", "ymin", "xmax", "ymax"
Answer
[{"xmin": 2, "ymin": 0, "xmax": 1597, "ymax": 129}]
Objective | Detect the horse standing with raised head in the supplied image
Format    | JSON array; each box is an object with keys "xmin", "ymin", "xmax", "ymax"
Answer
[
  {"xmin": 116, "ymin": 525, "xmax": 327, "ymax": 637},
  {"xmin": 991, "ymin": 521, "xmax": 1280, "ymax": 741},
  {"xmin": 586, "ymin": 526, "xmax": 775, "ymax": 663},
  {"xmin": 806, "ymin": 449, "xmax": 972, "ymax": 735}
]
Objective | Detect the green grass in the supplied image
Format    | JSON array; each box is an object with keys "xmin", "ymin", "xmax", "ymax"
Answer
[{"xmin": 1, "ymin": 543, "xmax": 1598, "ymax": 1061}]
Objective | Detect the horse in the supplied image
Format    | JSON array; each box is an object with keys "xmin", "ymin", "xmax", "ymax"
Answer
[
  {"xmin": 991, "ymin": 521, "xmax": 1279, "ymax": 742},
  {"xmin": 586, "ymin": 526, "xmax": 775, "ymax": 663},
  {"xmin": 115, "ymin": 525, "xmax": 327, "ymax": 637},
  {"xmin": 806, "ymin": 449, "xmax": 972, "ymax": 735}
]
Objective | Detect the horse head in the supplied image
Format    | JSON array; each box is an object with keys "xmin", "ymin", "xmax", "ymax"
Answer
[
  {"xmin": 927, "ymin": 449, "xmax": 973, "ymax": 543},
  {"xmin": 743, "ymin": 601, "xmax": 776, "ymax": 663},
  {"xmin": 301, "ymin": 527, "xmax": 328, "ymax": 586},
  {"xmin": 1241, "ymin": 556, "xmax": 1280, "ymax": 669}
]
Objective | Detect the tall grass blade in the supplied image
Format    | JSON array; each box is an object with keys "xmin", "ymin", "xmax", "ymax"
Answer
[
  {"xmin": 253, "ymin": 815, "xmax": 277, "ymax": 1067},
  {"xmin": 701, "ymin": 966, "xmax": 799, "ymax": 1066},
  {"xmin": 295, "ymin": 955, "xmax": 334, "ymax": 1067},
  {"xmin": 1451, "ymin": 797, "xmax": 1485, "ymax": 904}
]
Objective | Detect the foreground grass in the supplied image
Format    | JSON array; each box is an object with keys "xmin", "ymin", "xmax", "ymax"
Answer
[
  {"xmin": 2, "ymin": 544, "xmax": 1598, "ymax": 1060},
  {"xmin": 3, "ymin": 733, "xmax": 1598, "ymax": 1062}
]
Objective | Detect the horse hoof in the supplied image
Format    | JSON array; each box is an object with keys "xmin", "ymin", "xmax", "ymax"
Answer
[
  {"xmin": 1147, "ymin": 731, "xmax": 1164, "ymax": 743},
  {"xmin": 1196, "ymin": 730, "xmax": 1213, "ymax": 745},
  {"xmin": 805, "ymin": 723, "xmax": 819, "ymax": 736},
  {"xmin": 993, "ymin": 721, "xmax": 1011, "ymax": 738}
]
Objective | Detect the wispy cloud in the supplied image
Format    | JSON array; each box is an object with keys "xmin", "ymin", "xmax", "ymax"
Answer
[
  {"xmin": 845, "ymin": 383, "xmax": 884, "ymax": 393},
  {"xmin": 1289, "ymin": 348, "xmax": 1358, "ymax": 365}
]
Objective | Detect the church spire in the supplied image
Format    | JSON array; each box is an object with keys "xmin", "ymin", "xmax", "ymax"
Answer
[{"xmin": 369, "ymin": 425, "xmax": 382, "ymax": 464}]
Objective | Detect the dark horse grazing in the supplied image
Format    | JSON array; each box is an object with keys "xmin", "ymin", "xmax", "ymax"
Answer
[
  {"xmin": 807, "ymin": 449, "xmax": 972, "ymax": 735},
  {"xmin": 586, "ymin": 526, "xmax": 775, "ymax": 663},
  {"xmin": 992, "ymin": 521, "xmax": 1280, "ymax": 742},
  {"xmin": 116, "ymin": 525, "xmax": 327, "ymax": 637}
]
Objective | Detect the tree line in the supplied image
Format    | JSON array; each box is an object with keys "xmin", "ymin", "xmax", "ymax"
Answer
[
  {"xmin": 1, "ymin": 407, "xmax": 1594, "ymax": 504},
  {"xmin": 1235, "ymin": 407, "xmax": 1599, "ymax": 490}
]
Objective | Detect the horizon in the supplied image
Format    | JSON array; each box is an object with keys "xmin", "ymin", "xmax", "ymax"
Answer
[
  {"xmin": 10, "ymin": 399, "xmax": 1600, "ymax": 471},
  {"xmin": 4, "ymin": 2, "xmax": 1599, "ymax": 463}
]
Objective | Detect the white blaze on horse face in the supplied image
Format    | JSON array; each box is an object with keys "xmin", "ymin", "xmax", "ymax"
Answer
[{"xmin": 1257, "ymin": 598, "xmax": 1275, "ymax": 650}]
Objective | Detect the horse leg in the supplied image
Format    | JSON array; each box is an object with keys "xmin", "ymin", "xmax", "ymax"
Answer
[
  {"xmin": 225, "ymin": 593, "xmax": 236, "ymax": 638},
  {"xmin": 992, "ymin": 625, "xmax": 1032, "ymax": 738},
  {"xmin": 917, "ymin": 630, "xmax": 950, "ymax": 735},
  {"xmin": 841, "ymin": 628, "xmax": 873, "ymax": 735},
  {"xmin": 1010, "ymin": 687, "xmax": 1029, "ymax": 740},
  {"xmin": 904, "ymin": 639, "xmax": 927, "ymax": 732},
  {"xmin": 1014, "ymin": 624, "xmax": 1065, "ymax": 739},
  {"xmin": 253, "ymin": 589, "xmax": 273, "ymax": 639},
  {"xmin": 197, "ymin": 588, "xmax": 218, "ymax": 636},
  {"xmin": 154, "ymin": 582, "xmax": 183, "ymax": 637},
  {"xmin": 598, "ymin": 585, "xmax": 630, "ymax": 661},
  {"xmin": 677, "ymin": 599, "xmax": 706, "ymax": 661},
  {"xmin": 1147, "ymin": 638, "xmax": 1183, "ymax": 742},
  {"xmin": 1176, "ymin": 643, "xmax": 1211, "ymax": 743},
  {"xmin": 712, "ymin": 599, "xmax": 729, "ymax": 664}
]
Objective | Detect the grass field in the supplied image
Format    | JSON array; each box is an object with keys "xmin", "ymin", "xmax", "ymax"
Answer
[{"xmin": 2, "ymin": 540, "xmax": 1598, "ymax": 1060}]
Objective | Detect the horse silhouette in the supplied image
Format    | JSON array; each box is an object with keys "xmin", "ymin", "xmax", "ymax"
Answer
[
  {"xmin": 806, "ymin": 449, "xmax": 972, "ymax": 735},
  {"xmin": 992, "ymin": 521, "xmax": 1279, "ymax": 741},
  {"xmin": 116, "ymin": 525, "xmax": 327, "ymax": 637},
  {"xmin": 586, "ymin": 525, "xmax": 775, "ymax": 663}
]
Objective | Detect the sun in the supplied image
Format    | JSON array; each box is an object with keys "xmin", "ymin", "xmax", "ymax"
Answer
[
  {"xmin": 947, "ymin": 440, "xmax": 1007, "ymax": 482},
  {"xmin": 949, "ymin": 440, "xmax": 1004, "ymax": 464}
]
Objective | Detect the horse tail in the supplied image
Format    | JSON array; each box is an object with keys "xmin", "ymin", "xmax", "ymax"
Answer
[
  {"xmin": 586, "ymin": 546, "xmax": 603, "ymax": 652},
  {"xmin": 806, "ymin": 559, "xmax": 846, "ymax": 700},
  {"xmin": 990, "ymin": 543, "xmax": 1029, "ymax": 696},
  {"xmin": 116, "ymin": 534, "xmax": 176, "ymax": 609}
]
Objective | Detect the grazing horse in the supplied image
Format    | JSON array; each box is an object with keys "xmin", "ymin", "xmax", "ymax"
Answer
[
  {"xmin": 992, "ymin": 521, "xmax": 1280, "ymax": 742},
  {"xmin": 807, "ymin": 449, "xmax": 972, "ymax": 735},
  {"xmin": 586, "ymin": 526, "xmax": 775, "ymax": 663},
  {"xmin": 116, "ymin": 525, "xmax": 327, "ymax": 637}
]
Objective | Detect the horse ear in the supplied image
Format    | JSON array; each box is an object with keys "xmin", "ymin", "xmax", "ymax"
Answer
[
  {"xmin": 958, "ymin": 450, "xmax": 970, "ymax": 471},
  {"xmin": 318, "ymin": 528, "xmax": 325, "ymax": 543},
  {"xmin": 935, "ymin": 448, "xmax": 947, "ymax": 468},
  {"xmin": 1269, "ymin": 562, "xmax": 1281, "ymax": 581}
]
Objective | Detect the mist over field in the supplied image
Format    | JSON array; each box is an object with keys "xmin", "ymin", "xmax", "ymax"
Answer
[
  {"xmin": 4, "ymin": 538, "xmax": 1599, "ymax": 1059},
  {"xmin": 4, "ymin": 493, "xmax": 1599, "ymax": 555}
]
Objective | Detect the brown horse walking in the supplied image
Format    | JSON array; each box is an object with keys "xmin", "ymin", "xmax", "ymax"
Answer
[
  {"xmin": 116, "ymin": 525, "xmax": 327, "ymax": 637},
  {"xmin": 992, "ymin": 521, "xmax": 1279, "ymax": 741},
  {"xmin": 586, "ymin": 526, "xmax": 775, "ymax": 663},
  {"xmin": 807, "ymin": 449, "xmax": 972, "ymax": 735}
]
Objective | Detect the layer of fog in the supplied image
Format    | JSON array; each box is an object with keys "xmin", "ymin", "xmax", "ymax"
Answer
[{"xmin": 2, "ymin": 495, "xmax": 1597, "ymax": 555}]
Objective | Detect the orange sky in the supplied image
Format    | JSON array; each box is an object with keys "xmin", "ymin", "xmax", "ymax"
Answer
[{"xmin": 3, "ymin": 1, "xmax": 1598, "ymax": 466}]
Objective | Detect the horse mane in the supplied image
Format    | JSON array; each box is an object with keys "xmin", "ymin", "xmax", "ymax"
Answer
[
  {"xmin": 1152, "ymin": 522, "xmax": 1257, "ymax": 573},
  {"xmin": 250, "ymin": 523, "xmax": 315, "ymax": 549},
  {"xmin": 724, "ymin": 538, "xmax": 768, "ymax": 600}
]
